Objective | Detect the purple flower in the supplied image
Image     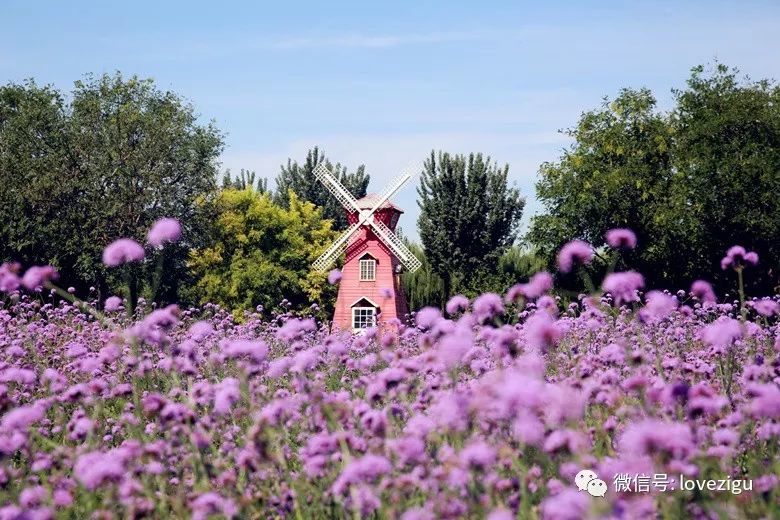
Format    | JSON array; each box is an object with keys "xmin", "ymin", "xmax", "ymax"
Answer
[
  {"xmin": 701, "ymin": 317, "xmax": 742, "ymax": 350},
  {"xmin": 328, "ymin": 269, "xmax": 342, "ymax": 284},
  {"xmin": 21, "ymin": 265, "xmax": 59, "ymax": 290},
  {"xmin": 605, "ymin": 228, "xmax": 637, "ymax": 249},
  {"xmin": 486, "ymin": 509, "xmax": 514, "ymax": 520},
  {"xmin": 557, "ymin": 240, "xmax": 593, "ymax": 273},
  {"xmin": 473, "ymin": 293, "xmax": 504, "ymax": 322},
  {"xmin": 189, "ymin": 320, "xmax": 214, "ymax": 341},
  {"xmin": 19, "ymin": 486, "xmax": 47, "ymax": 508},
  {"xmin": 459, "ymin": 440, "xmax": 496, "ymax": 469},
  {"xmin": 267, "ymin": 356, "xmax": 293, "ymax": 378},
  {"xmin": 401, "ymin": 508, "xmax": 436, "ymax": 520},
  {"xmin": 746, "ymin": 384, "xmax": 780, "ymax": 419},
  {"xmin": 1, "ymin": 404, "xmax": 45, "ymax": 431},
  {"xmin": 379, "ymin": 287, "xmax": 394, "ymax": 298},
  {"xmin": 524, "ymin": 312, "xmax": 562, "ymax": 351},
  {"xmin": 102, "ymin": 239, "xmax": 145, "ymax": 267},
  {"xmin": 437, "ymin": 328, "xmax": 473, "ymax": 368},
  {"xmin": 223, "ymin": 340, "xmax": 268, "ymax": 363},
  {"xmin": 0, "ymin": 368, "xmax": 37, "ymax": 385},
  {"xmin": 213, "ymin": 378, "xmax": 240, "ymax": 415},
  {"xmin": 619, "ymin": 419, "xmax": 694, "ymax": 459},
  {"xmin": 276, "ymin": 318, "xmax": 316, "ymax": 342},
  {"xmin": 332, "ymin": 454, "xmax": 392, "ymax": 495},
  {"xmin": 445, "ymin": 295, "xmax": 469, "ymax": 315},
  {"xmin": 104, "ymin": 296, "xmax": 123, "ymax": 312},
  {"xmin": 74, "ymin": 450, "xmax": 127, "ymax": 490},
  {"xmin": 639, "ymin": 291, "xmax": 677, "ymax": 322},
  {"xmin": 147, "ymin": 218, "xmax": 182, "ymax": 247},
  {"xmin": 52, "ymin": 489, "xmax": 73, "ymax": 507},
  {"xmin": 690, "ymin": 280, "xmax": 716, "ymax": 303},
  {"xmin": 602, "ymin": 271, "xmax": 644, "ymax": 305},
  {"xmin": 415, "ymin": 307, "xmax": 442, "ymax": 329},
  {"xmin": 721, "ymin": 245, "xmax": 758, "ymax": 270},
  {"xmin": 0, "ymin": 262, "xmax": 22, "ymax": 292},
  {"xmin": 506, "ymin": 271, "xmax": 554, "ymax": 302},
  {"xmin": 540, "ymin": 488, "xmax": 589, "ymax": 520},
  {"xmin": 751, "ymin": 299, "xmax": 779, "ymax": 317},
  {"xmin": 190, "ymin": 492, "xmax": 238, "ymax": 520}
]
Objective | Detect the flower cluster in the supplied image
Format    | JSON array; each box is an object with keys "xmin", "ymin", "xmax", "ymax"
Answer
[{"xmin": 0, "ymin": 239, "xmax": 777, "ymax": 519}]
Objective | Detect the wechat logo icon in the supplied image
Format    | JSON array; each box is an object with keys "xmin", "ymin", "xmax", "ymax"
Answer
[{"xmin": 575, "ymin": 469, "xmax": 608, "ymax": 498}]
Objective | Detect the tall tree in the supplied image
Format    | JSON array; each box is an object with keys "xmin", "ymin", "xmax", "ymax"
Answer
[
  {"xmin": 223, "ymin": 169, "xmax": 268, "ymax": 193},
  {"xmin": 186, "ymin": 188, "xmax": 338, "ymax": 316},
  {"xmin": 274, "ymin": 147, "xmax": 369, "ymax": 230},
  {"xmin": 417, "ymin": 151, "xmax": 525, "ymax": 303},
  {"xmin": 528, "ymin": 64, "xmax": 780, "ymax": 294},
  {"xmin": 0, "ymin": 73, "xmax": 224, "ymax": 302}
]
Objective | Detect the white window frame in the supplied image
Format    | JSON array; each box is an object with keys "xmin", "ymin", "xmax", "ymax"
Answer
[
  {"xmin": 352, "ymin": 306, "xmax": 376, "ymax": 331},
  {"xmin": 359, "ymin": 258, "xmax": 376, "ymax": 281}
]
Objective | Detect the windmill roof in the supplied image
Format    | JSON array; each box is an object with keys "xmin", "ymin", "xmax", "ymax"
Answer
[{"xmin": 355, "ymin": 193, "xmax": 404, "ymax": 212}]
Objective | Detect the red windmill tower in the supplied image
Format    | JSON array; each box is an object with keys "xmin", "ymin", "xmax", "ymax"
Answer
[{"xmin": 312, "ymin": 164, "xmax": 421, "ymax": 332}]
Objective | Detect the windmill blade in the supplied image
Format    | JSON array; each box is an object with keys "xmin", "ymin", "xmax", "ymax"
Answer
[
  {"xmin": 364, "ymin": 172, "xmax": 412, "ymax": 220},
  {"xmin": 369, "ymin": 218, "xmax": 422, "ymax": 273},
  {"xmin": 313, "ymin": 163, "xmax": 362, "ymax": 214},
  {"xmin": 312, "ymin": 222, "xmax": 361, "ymax": 272}
]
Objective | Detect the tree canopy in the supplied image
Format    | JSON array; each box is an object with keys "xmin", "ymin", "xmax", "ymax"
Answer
[
  {"xmin": 417, "ymin": 151, "xmax": 525, "ymax": 303},
  {"xmin": 274, "ymin": 147, "xmax": 369, "ymax": 230},
  {"xmin": 186, "ymin": 188, "xmax": 338, "ymax": 315},
  {"xmin": 0, "ymin": 73, "xmax": 224, "ymax": 302},
  {"xmin": 528, "ymin": 64, "xmax": 780, "ymax": 294}
]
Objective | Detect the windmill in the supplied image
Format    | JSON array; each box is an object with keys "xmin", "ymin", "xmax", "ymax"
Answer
[{"xmin": 312, "ymin": 164, "xmax": 421, "ymax": 332}]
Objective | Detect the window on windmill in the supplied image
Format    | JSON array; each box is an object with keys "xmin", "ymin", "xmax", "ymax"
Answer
[
  {"xmin": 359, "ymin": 258, "xmax": 376, "ymax": 281},
  {"xmin": 352, "ymin": 306, "xmax": 376, "ymax": 330}
]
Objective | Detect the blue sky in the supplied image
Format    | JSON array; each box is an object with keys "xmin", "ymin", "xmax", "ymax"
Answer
[{"xmin": 2, "ymin": 1, "xmax": 779, "ymax": 240}]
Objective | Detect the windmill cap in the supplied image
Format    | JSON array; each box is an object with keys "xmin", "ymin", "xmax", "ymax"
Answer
[{"xmin": 354, "ymin": 193, "xmax": 404, "ymax": 212}]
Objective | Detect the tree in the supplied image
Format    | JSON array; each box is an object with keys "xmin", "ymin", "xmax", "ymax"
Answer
[
  {"xmin": 0, "ymin": 73, "xmax": 224, "ymax": 302},
  {"xmin": 400, "ymin": 241, "xmax": 444, "ymax": 311},
  {"xmin": 402, "ymin": 242, "xmax": 544, "ymax": 310},
  {"xmin": 528, "ymin": 64, "xmax": 780, "ymax": 294},
  {"xmin": 417, "ymin": 151, "xmax": 525, "ymax": 304},
  {"xmin": 275, "ymin": 147, "xmax": 369, "ymax": 230},
  {"xmin": 186, "ymin": 188, "xmax": 338, "ymax": 316},
  {"xmin": 222, "ymin": 169, "xmax": 268, "ymax": 193},
  {"xmin": 672, "ymin": 64, "xmax": 780, "ymax": 293}
]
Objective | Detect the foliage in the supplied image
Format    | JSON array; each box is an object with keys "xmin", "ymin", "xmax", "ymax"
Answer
[
  {"xmin": 400, "ymin": 241, "xmax": 445, "ymax": 311},
  {"xmin": 0, "ymin": 73, "xmax": 223, "ymax": 302},
  {"xmin": 528, "ymin": 63, "xmax": 780, "ymax": 294},
  {"xmin": 186, "ymin": 188, "xmax": 338, "ymax": 316},
  {"xmin": 274, "ymin": 146, "xmax": 369, "ymax": 230},
  {"xmin": 222, "ymin": 168, "xmax": 268, "ymax": 193},
  {"xmin": 417, "ymin": 151, "xmax": 525, "ymax": 302},
  {"xmin": 402, "ymin": 243, "xmax": 545, "ymax": 308}
]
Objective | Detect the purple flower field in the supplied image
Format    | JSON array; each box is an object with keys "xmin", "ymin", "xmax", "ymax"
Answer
[{"xmin": 0, "ymin": 231, "xmax": 778, "ymax": 519}]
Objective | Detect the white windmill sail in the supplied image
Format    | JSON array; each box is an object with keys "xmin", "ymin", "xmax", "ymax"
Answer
[
  {"xmin": 311, "ymin": 165, "xmax": 422, "ymax": 274},
  {"xmin": 313, "ymin": 164, "xmax": 362, "ymax": 214},
  {"xmin": 312, "ymin": 222, "xmax": 361, "ymax": 272}
]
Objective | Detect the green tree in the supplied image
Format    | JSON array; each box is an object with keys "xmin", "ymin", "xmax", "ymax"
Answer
[
  {"xmin": 222, "ymin": 169, "xmax": 268, "ymax": 193},
  {"xmin": 417, "ymin": 151, "xmax": 525, "ymax": 304},
  {"xmin": 275, "ymin": 147, "xmax": 369, "ymax": 230},
  {"xmin": 187, "ymin": 188, "xmax": 338, "ymax": 315},
  {"xmin": 402, "ymin": 243, "xmax": 545, "ymax": 310},
  {"xmin": 673, "ymin": 64, "xmax": 780, "ymax": 293},
  {"xmin": 528, "ymin": 64, "xmax": 780, "ymax": 294},
  {"xmin": 401, "ymin": 241, "xmax": 445, "ymax": 311},
  {"xmin": 0, "ymin": 73, "xmax": 224, "ymax": 303}
]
